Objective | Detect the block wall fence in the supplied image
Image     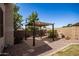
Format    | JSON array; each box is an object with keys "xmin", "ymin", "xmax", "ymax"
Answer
[{"xmin": 56, "ymin": 26, "xmax": 79, "ymax": 40}]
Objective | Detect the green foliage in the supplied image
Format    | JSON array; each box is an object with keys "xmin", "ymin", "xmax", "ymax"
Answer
[
  {"xmin": 48, "ymin": 30, "xmax": 58, "ymax": 38},
  {"xmin": 62, "ymin": 22, "xmax": 79, "ymax": 28},
  {"xmin": 27, "ymin": 12, "xmax": 39, "ymax": 25},
  {"xmin": 25, "ymin": 26, "xmax": 39, "ymax": 36},
  {"xmin": 67, "ymin": 24, "xmax": 72, "ymax": 27},
  {"xmin": 26, "ymin": 12, "xmax": 39, "ymax": 31},
  {"xmin": 72, "ymin": 22, "xmax": 79, "ymax": 26},
  {"xmin": 62, "ymin": 24, "xmax": 72, "ymax": 28},
  {"xmin": 14, "ymin": 5, "xmax": 23, "ymax": 31}
]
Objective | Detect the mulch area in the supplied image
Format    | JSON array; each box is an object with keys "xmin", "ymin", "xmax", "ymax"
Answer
[
  {"xmin": 3, "ymin": 38, "xmax": 79, "ymax": 56},
  {"xmin": 3, "ymin": 41, "xmax": 52, "ymax": 56}
]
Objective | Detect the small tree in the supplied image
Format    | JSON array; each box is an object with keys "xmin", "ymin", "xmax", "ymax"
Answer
[
  {"xmin": 14, "ymin": 5, "xmax": 23, "ymax": 31},
  {"xmin": 14, "ymin": 5, "xmax": 23, "ymax": 44},
  {"xmin": 28, "ymin": 12, "xmax": 39, "ymax": 25},
  {"xmin": 26, "ymin": 12, "xmax": 39, "ymax": 31}
]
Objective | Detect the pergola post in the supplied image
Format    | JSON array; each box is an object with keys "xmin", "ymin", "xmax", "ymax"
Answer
[
  {"xmin": 25, "ymin": 19, "xmax": 28, "ymax": 40},
  {"xmin": 33, "ymin": 21, "xmax": 35, "ymax": 46},
  {"xmin": 40, "ymin": 26, "xmax": 42, "ymax": 38},
  {"xmin": 52, "ymin": 24, "xmax": 54, "ymax": 41},
  {"xmin": 26, "ymin": 21, "xmax": 55, "ymax": 46},
  {"xmin": 25, "ymin": 25, "xmax": 27, "ymax": 40}
]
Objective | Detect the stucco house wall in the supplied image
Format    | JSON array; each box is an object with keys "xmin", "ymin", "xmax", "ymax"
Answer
[
  {"xmin": 0, "ymin": 3, "xmax": 5, "ymax": 53},
  {"xmin": 0, "ymin": 3, "xmax": 14, "ymax": 52},
  {"xmin": 4, "ymin": 4, "xmax": 14, "ymax": 47}
]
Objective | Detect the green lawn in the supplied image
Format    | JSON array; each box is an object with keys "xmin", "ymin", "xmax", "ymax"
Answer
[{"xmin": 52, "ymin": 44, "xmax": 79, "ymax": 56}]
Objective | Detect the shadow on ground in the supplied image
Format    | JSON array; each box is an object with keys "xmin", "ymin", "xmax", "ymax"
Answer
[{"xmin": 3, "ymin": 39, "xmax": 52, "ymax": 56}]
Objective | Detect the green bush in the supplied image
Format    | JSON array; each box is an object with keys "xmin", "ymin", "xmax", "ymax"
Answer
[
  {"xmin": 14, "ymin": 30, "xmax": 25, "ymax": 44},
  {"xmin": 48, "ymin": 30, "xmax": 58, "ymax": 38}
]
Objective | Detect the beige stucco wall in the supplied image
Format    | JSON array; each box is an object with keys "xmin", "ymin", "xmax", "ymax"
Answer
[
  {"xmin": 0, "ymin": 38, "xmax": 4, "ymax": 52},
  {"xmin": 56, "ymin": 26, "xmax": 79, "ymax": 40},
  {"xmin": 4, "ymin": 3, "xmax": 14, "ymax": 47},
  {"xmin": 0, "ymin": 3, "xmax": 14, "ymax": 52}
]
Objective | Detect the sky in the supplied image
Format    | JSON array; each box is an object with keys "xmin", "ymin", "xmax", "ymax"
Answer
[{"xmin": 16, "ymin": 3, "xmax": 79, "ymax": 28}]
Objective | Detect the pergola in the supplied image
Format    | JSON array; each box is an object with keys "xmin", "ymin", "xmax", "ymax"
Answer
[{"xmin": 25, "ymin": 21, "xmax": 54, "ymax": 46}]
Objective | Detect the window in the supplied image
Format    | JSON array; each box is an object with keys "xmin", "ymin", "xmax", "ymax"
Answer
[{"xmin": 0, "ymin": 7, "xmax": 3, "ymax": 37}]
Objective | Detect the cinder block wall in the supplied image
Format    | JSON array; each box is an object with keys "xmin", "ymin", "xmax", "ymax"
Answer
[
  {"xmin": 75, "ymin": 26, "xmax": 79, "ymax": 39},
  {"xmin": 56, "ymin": 26, "xmax": 79, "ymax": 40}
]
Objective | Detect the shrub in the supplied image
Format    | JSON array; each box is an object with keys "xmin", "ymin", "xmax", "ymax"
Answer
[
  {"xmin": 60, "ymin": 34, "xmax": 65, "ymax": 38},
  {"xmin": 38, "ymin": 30, "xmax": 46, "ymax": 37},
  {"xmin": 25, "ymin": 27, "xmax": 39, "ymax": 37},
  {"xmin": 14, "ymin": 30, "xmax": 25, "ymax": 44},
  {"xmin": 48, "ymin": 30, "xmax": 58, "ymax": 38},
  {"xmin": 25, "ymin": 28, "xmax": 33, "ymax": 37},
  {"xmin": 65, "ymin": 36, "xmax": 71, "ymax": 40}
]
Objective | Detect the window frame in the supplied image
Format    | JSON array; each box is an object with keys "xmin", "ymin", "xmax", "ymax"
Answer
[{"xmin": 0, "ymin": 7, "xmax": 3, "ymax": 37}]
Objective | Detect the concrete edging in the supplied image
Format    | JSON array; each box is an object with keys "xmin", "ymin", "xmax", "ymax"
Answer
[{"xmin": 46, "ymin": 43, "xmax": 79, "ymax": 56}]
